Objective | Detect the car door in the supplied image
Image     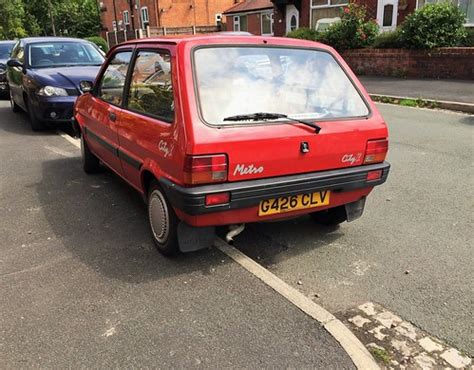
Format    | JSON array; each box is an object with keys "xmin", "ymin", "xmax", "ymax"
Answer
[
  {"xmin": 85, "ymin": 49, "xmax": 134, "ymax": 176},
  {"xmin": 117, "ymin": 46, "xmax": 178, "ymax": 191},
  {"xmin": 7, "ymin": 42, "xmax": 26, "ymax": 109}
]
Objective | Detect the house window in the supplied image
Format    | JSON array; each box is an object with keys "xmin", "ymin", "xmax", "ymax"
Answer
[
  {"xmin": 311, "ymin": 0, "xmax": 348, "ymax": 28},
  {"xmin": 233, "ymin": 15, "xmax": 248, "ymax": 31},
  {"xmin": 290, "ymin": 15, "xmax": 298, "ymax": 30},
  {"xmin": 261, "ymin": 13, "xmax": 274, "ymax": 35},
  {"xmin": 383, "ymin": 4, "xmax": 394, "ymax": 26},
  {"xmin": 141, "ymin": 6, "xmax": 149, "ymax": 29},
  {"xmin": 123, "ymin": 10, "xmax": 130, "ymax": 25},
  {"xmin": 417, "ymin": 0, "xmax": 473, "ymax": 25}
]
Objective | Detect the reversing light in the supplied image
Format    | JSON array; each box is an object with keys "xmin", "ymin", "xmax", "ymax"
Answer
[
  {"xmin": 205, "ymin": 192, "xmax": 230, "ymax": 206},
  {"xmin": 364, "ymin": 139, "xmax": 388, "ymax": 164},
  {"xmin": 184, "ymin": 154, "xmax": 228, "ymax": 185}
]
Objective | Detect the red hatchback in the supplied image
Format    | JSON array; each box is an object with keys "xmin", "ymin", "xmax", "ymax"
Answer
[{"xmin": 74, "ymin": 35, "xmax": 390, "ymax": 255}]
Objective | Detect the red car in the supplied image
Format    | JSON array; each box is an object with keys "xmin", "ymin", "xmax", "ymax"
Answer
[{"xmin": 74, "ymin": 35, "xmax": 390, "ymax": 255}]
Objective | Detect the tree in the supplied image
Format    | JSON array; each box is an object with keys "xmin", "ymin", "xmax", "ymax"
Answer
[
  {"xmin": 0, "ymin": 0, "xmax": 28, "ymax": 39},
  {"xmin": 0, "ymin": 0, "xmax": 101, "ymax": 40}
]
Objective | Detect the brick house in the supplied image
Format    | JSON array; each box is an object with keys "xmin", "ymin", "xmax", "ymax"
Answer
[
  {"xmin": 272, "ymin": 0, "xmax": 473, "ymax": 36},
  {"xmin": 98, "ymin": 0, "xmax": 236, "ymax": 35},
  {"xmin": 223, "ymin": 0, "xmax": 274, "ymax": 35}
]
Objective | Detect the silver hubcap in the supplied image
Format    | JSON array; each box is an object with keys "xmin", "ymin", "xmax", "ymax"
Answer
[{"xmin": 149, "ymin": 190, "xmax": 170, "ymax": 244}]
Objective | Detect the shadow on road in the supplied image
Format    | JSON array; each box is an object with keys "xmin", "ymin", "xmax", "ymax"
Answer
[
  {"xmin": 36, "ymin": 156, "xmax": 223, "ymax": 283},
  {"xmin": 0, "ymin": 103, "xmax": 74, "ymax": 136},
  {"xmin": 233, "ymin": 220, "xmax": 343, "ymax": 267},
  {"xmin": 36, "ymin": 154, "xmax": 341, "ymax": 281}
]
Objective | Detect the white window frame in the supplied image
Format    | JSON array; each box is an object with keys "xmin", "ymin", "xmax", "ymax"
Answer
[
  {"xmin": 123, "ymin": 10, "xmax": 130, "ymax": 25},
  {"xmin": 310, "ymin": 0, "xmax": 349, "ymax": 29},
  {"xmin": 141, "ymin": 6, "xmax": 149, "ymax": 29},
  {"xmin": 261, "ymin": 11, "xmax": 274, "ymax": 35}
]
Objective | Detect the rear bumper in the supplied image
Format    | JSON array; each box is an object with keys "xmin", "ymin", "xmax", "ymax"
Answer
[{"xmin": 160, "ymin": 161, "xmax": 390, "ymax": 216}]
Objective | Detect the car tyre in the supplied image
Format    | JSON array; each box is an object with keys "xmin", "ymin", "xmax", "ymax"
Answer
[
  {"xmin": 148, "ymin": 181, "xmax": 180, "ymax": 256},
  {"xmin": 310, "ymin": 206, "xmax": 347, "ymax": 226},
  {"xmin": 26, "ymin": 98, "xmax": 46, "ymax": 131},
  {"xmin": 81, "ymin": 135, "xmax": 102, "ymax": 174},
  {"xmin": 10, "ymin": 93, "xmax": 21, "ymax": 113}
]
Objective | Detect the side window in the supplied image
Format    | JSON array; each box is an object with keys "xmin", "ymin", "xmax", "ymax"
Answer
[
  {"xmin": 96, "ymin": 51, "xmax": 133, "ymax": 106},
  {"xmin": 126, "ymin": 50, "xmax": 174, "ymax": 123}
]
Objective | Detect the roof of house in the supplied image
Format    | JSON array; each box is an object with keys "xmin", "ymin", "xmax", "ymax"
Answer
[{"xmin": 223, "ymin": 0, "xmax": 273, "ymax": 15}]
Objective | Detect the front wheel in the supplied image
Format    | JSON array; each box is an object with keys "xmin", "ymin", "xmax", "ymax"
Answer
[
  {"xmin": 148, "ymin": 182, "xmax": 180, "ymax": 256},
  {"xmin": 310, "ymin": 205, "xmax": 347, "ymax": 226}
]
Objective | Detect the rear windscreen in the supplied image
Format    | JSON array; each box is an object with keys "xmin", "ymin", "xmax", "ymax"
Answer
[{"xmin": 193, "ymin": 46, "xmax": 369, "ymax": 125}]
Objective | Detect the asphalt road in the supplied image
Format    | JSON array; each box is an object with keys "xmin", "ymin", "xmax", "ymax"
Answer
[
  {"xmin": 234, "ymin": 104, "xmax": 474, "ymax": 355},
  {"xmin": 1, "ymin": 99, "xmax": 472, "ymax": 365},
  {"xmin": 0, "ymin": 100, "xmax": 354, "ymax": 367}
]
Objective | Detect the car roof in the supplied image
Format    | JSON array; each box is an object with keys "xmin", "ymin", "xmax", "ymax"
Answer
[
  {"xmin": 115, "ymin": 34, "xmax": 331, "ymax": 52},
  {"xmin": 20, "ymin": 37, "xmax": 93, "ymax": 44},
  {"xmin": 0, "ymin": 40, "xmax": 16, "ymax": 44}
]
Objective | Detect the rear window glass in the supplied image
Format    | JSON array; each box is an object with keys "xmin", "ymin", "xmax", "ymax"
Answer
[{"xmin": 193, "ymin": 47, "xmax": 369, "ymax": 125}]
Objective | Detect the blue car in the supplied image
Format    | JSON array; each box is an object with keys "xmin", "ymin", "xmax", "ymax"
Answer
[
  {"xmin": 0, "ymin": 40, "xmax": 16, "ymax": 97},
  {"xmin": 7, "ymin": 37, "xmax": 105, "ymax": 131}
]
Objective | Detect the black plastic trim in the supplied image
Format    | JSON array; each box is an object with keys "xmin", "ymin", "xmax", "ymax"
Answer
[
  {"xmin": 118, "ymin": 150, "xmax": 142, "ymax": 170},
  {"xmin": 85, "ymin": 127, "xmax": 117, "ymax": 155},
  {"xmin": 160, "ymin": 162, "xmax": 390, "ymax": 215},
  {"xmin": 84, "ymin": 127, "xmax": 142, "ymax": 170}
]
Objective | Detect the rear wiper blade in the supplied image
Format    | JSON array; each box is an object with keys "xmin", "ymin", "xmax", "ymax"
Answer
[{"xmin": 223, "ymin": 112, "xmax": 321, "ymax": 133}]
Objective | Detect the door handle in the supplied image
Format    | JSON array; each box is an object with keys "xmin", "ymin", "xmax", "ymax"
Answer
[{"xmin": 109, "ymin": 112, "xmax": 117, "ymax": 122}]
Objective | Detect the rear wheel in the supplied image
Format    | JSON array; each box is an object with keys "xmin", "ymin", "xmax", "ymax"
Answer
[
  {"xmin": 26, "ymin": 98, "xmax": 46, "ymax": 131},
  {"xmin": 81, "ymin": 135, "xmax": 102, "ymax": 174},
  {"xmin": 10, "ymin": 92, "xmax": 21, "ymax": 113},
  {"xmin": 310, "ymin": 205, "xmax": 347, "ymax": 226},
  {"xmin": 148, "ymin": 181, "xmax": 180, "ymax": 256}
]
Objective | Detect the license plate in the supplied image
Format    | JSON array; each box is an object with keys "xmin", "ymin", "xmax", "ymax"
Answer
[{"xmin": 258, "ymin": 191, "xmax": 330, "ymax": 216}]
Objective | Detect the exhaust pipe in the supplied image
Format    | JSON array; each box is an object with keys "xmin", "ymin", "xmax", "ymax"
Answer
[{"xmin": 225, "ymin": 224, "xmax": 245, "ymax": 244}]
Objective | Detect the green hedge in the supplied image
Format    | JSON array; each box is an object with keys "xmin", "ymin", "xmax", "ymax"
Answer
[
  {"xmin": 287, "ymin": 4, "xmax": 377, "ymax": 51},
  {"xmin": 287, "ymin": 2, "xmax": 471, "ymax": 50},
  {"xmin": 371, "ymin": 29, "xmax": 403, "ymax": 48},
  {"xmin": 85, "ymin": 36, "xmax": 109, "ymax": 53},
  {"xmin": 400, "ymin": 2, "xmax": 467, "ymax": 49}
]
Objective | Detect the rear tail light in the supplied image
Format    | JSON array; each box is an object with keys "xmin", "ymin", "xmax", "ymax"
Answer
[
  {"xmin": 364, "ymin": 139, "xmax": 388, "ymax": 164},
  {"xmin": 205, "ymin": 192, "xmax": 230, "ymax": 206},
  {"xmin": 184, "ymin": 154, "xmax": 228, "ymax": 185},
  {"xmin": 367, "ymin": 170, "xmax": 382, "ymax": 181}
]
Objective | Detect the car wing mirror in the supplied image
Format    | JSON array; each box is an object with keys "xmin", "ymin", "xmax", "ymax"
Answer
[
  {"xmin": 79, "ymin": 80, "xmax": 94, "ymax": 93},
  {"xmin": 7, "ymin": 59, "xmax": 23, "ymax": 69}
]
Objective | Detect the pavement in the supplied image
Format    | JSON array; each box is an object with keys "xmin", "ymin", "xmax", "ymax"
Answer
[
  {"xmin": 233, "ymin": 104, "xmax": 474, "ymax": 356},
  {"xmin": 0, "ymin": 101, "xmax": 355, "ymax": 367},
  {"xmin": 359, "ymin": 76, "xmax": 474, "ymax": 104}
]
